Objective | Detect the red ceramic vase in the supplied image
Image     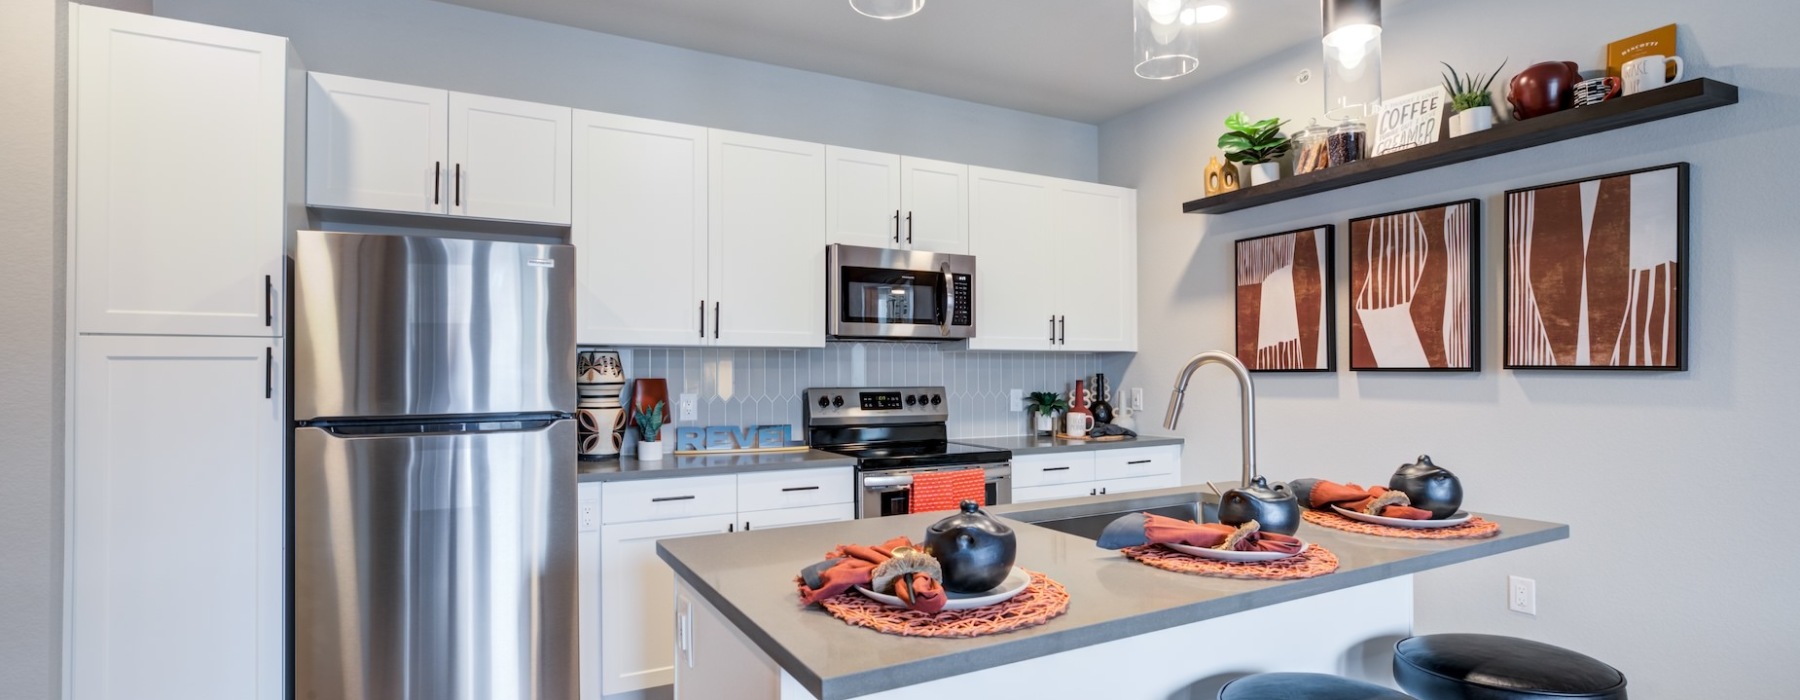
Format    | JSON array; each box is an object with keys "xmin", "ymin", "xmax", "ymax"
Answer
[
  {"xmin": 631, "ymin": 378, "xmax": 670, "ymax": 427},
  {"xmin": 1507, "ymin": 61, "xmax": 1583, "ymax": 120}
]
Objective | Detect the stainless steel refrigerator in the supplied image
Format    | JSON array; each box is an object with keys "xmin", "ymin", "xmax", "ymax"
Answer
[{"xmin": 292, "ymin": 230, "xmax": 577, "ymax": 700}]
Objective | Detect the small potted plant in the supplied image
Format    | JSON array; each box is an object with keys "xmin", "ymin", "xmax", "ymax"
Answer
[
  {"xmin": 1023, "ymin": 391, "xmax": 1069, "ymax": 436},
  {"xmin": 1442, "ymin": 59, "xmax": 1507, "ymax": 137},
  {"xmin": 1218, "ymin": 112, "xmax": 1292, "ymax": 186},
  {"xmin": 634, "ymin": 400, "xmax": 667, "ymax": 461}
]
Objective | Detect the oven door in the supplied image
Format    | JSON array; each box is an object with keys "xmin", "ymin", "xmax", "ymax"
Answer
[
  {"xmin": 828, "ymin": 244, "xmax": 975, "ymax": 340},
  {"xmin": 858, "ymin": 463, "xmax": 1011, "ymax": 518}
]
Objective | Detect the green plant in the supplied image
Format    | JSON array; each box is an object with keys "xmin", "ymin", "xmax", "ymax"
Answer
[
  {"xmin": 1024, "ymin": 391, "xmax": 1069, "ymax": 417},
  {"xmin": 1217, "ymin": 112, "xmax": 1292, "ymax": 165},
  {"xmin": 1441, "ymin": 59, "xmax": 1508, "ymax": 111},
  {"xmin": 634, "ymin": 400, "xmax": 666, "ymax": 441}
]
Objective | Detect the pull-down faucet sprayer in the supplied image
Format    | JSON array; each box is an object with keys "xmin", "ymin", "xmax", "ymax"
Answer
[{"xmin": 1163, "ymin": 351, "xmax": 1258, "ymax": 488}]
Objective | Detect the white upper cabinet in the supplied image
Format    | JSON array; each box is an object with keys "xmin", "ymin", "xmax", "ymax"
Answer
[
  {"xmin": 709, "ymin": 130, "xmax": 826, "ymax": 348},
  {"xmin": 72, "ymin": 5, "xmax": 298, "ymax": 337},
  {"xmin": 307, "ymin": 73, "xmax": 572, "ymax": 225},
  {"xmin": 967, "ymin": 166, "xmax": 1058, "ymax": 350},
  {"xmin": 826, "ymin": 147, "xmax": 969, "ymax": 254},
  {"xmin": 572, "ymin": 111, "xmax": 709, "ymax": 346},
  {"xmin": 1054, "ymin": 180, "xmax": 1137, "ymax": 352}
]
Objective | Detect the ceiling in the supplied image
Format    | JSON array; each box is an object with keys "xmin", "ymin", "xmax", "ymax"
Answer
[{"xmin": 432, "ymin": 0, "xmax": 1336, "ymax": 124}]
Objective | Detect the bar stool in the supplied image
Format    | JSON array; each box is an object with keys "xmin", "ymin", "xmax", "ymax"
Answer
[
  {"xmin": 1219, "ymin": 672, "xmax": 1418, "ymax": 699},
  {"xmin": 1393, "ymin": 634, "xmax": 1628, "ymax": 699}
]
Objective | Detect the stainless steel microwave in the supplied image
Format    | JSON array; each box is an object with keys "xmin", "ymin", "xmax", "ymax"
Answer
[{"xmin": 827, "ymin": 244, "xmax": 976, "ymax": 341}]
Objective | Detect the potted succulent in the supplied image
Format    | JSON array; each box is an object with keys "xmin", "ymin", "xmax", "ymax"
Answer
[
  {"xmin": 1218, "ymin": 112, "xmax": 1292, "ymax": 186},
  {"xmin": 1023, "ymin": 391, "xmax": 1069, "ymax": 436},
  {"xmin": 634, "ymin": 400, "xmax": 667, "ymax": 461},
  {"xmin": 1442, "ymin": 59, "xmax": 1507, "ymax": 137}
]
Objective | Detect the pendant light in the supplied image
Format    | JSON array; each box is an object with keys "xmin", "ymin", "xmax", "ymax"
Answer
[
  {"xmin": 1134, "ymin": 0, "xmax": 1229, "ymax": 80},
  {"xmin": 1321, "ymin": 0, "xmax": 1382, "ymax": 118},
  {"xmin": 849, "ymin": 0, "xmax": 925, "ymax": 20}
]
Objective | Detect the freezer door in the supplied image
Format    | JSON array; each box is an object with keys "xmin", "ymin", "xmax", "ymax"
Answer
[
  {"xmin": 294, "ymin": 419, "xmax": 578, "ymax": 700},
  {"xmin": 294, "ymin": 230, "xmax": 575, "ymax": 420}
]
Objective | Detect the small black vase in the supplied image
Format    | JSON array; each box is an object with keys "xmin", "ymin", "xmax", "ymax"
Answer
[{"xmin": 1090, "ymin": 374, "xmax": 1114, "ymax": 425}]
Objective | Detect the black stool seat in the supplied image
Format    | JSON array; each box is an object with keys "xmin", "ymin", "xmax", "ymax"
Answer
[
  {"xmin": 1393, "ymin": 634, "xmax": 1627, "ymax": 700},
  {"xmin": 1220, "ymin": 672, "xmax": 1417, "ymax": 700}
]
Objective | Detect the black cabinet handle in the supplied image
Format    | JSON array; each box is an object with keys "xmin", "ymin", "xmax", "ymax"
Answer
[
  {"xmin": 1127, "ymin": 460, "xmax": 1152, "ymax": 465},
  {"xmin": 1043, "ymin": 466, "xmax": 1071, "ymax": 472},
  {"xmin": 453, "ymin": 163, "xmax": 462, "ymax": 207},
  {"xmin": 1058, "ymin": 316, "xmax": 1067, "ymax": 345},
  {"xmin": 781, "ymin": 486, "xmax": 820, "ymax": 492},
  {"xmin": 893, "ymin": 209, "xmax": 901, "ymax": 244},
  {"xmin": 714, "ymin": 302, "xmax": 720, "ymax": 339},
  {"xmin": 906, "ymin": 211, "xmax": 914, "ymax": 244},
  {"xmin": 1089, "ymin": 488, "xmax": 1097, "ymax": 496},
  {"xmin": 1100, "ymin": 487, "xmax": 1108, "ymax": 495},
  {"xmin": 699, "ymin": 300, "xmax": 705, "ymax": 338},
  {"xmin": 651, "ymin": 495, "xmax": 696, "ymax": 503},
  {"xmin": 1050, "ymin": 316, "xmax": 1057, "ymax": 344},
  {"xmin": 744, "ymin": 521, "xmax": 752, "ymax": 531},
  {"xmin": 433, "ymin": 161, "xmax": 441, "ymax": 205},
  {"xmin": 264, "ymin": 275, "xmax": 273, "ymax": 327},
  {"xmin": 728, "ymin": 522, "xmax": 734, "ymax": 532},
  {"xmin": 264, "ymin": 347, "xmax": 273, "ymax": 399}
]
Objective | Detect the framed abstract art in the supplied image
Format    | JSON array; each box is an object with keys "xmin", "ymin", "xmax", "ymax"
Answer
[
  {"xmin": 1235, "ymin": 225, "xmax": 1335, "ymax": 372},
  {"xmin": 1503, "ymin": 163, "xmax": 1689, "ymax": 370},
  {"xmin": 1348, "ymin": 200, "xmax": 1480, "ymax": 371}
]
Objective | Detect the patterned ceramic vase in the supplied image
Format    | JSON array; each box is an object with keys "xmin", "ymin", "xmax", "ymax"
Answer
[
  {"xmin": 576, "ymin": 348, "xmax": 626, "ymax": 408},
  {"xmin": 577, "ymin": 401, "xmax": 627, "ymax": 459}
]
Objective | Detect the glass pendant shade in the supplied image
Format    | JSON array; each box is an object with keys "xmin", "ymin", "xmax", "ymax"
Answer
[
  {"xmin": 849, "ymin": 0, "xmax": 924, "ymax": 20},
  {"xmin": 1322, "ymin": 0, "xmax": 1382, "ymax": 118},
  {"xmin": 1134, "ymin": 0, "xmax": 1200, "ymax": 80}
]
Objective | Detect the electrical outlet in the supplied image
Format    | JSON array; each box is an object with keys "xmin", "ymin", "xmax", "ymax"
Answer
[
  {"xmin": 678, "ymin": 393, "xmax": 698, "ymax": 422},
  {"xmin": 1129, "ymin": 387, "xmax": 1145, "ymax": 411},
  {"xmin": 1508, "ymin": 575, "xmax": 1536, "ymax": 615},
  {"xmin": 578, "ymin": 494, "xmax": 600, "ymax": 532},
  {"xmin": 1009, "ymin": 389, "xmax": 1024, "ymax": 412}
]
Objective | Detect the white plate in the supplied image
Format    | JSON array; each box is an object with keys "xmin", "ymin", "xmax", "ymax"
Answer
[
  {"xmin": 1162, "ymin": 539, "xmax": 1309, "ymax": 562},
  {"xmin": 856, "ymin": 566, "xmax": 1031, "ymax": 611},
  {"xmin": 1332, "ymin": 505, "xmax": 1472, "ymax": 529}
]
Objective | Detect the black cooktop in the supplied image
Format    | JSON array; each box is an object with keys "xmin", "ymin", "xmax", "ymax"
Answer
[{"xmin": 821, "ymin": 440, "xmax": 1012, "ymax": 471}]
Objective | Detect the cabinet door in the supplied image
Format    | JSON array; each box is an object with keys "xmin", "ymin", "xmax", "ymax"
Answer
[
  {"xmin": 572, "ymin": 112, "xmax": 709, "ymax": 346},
  {"xmin": 739, "ymin": 502, "xmax": 855, "ymax": 531},
  {"xmin": 967, "ymin": 167, "xmax": 1058, "ymax": 350},
  {"xmin": 825, "ymin": 146, "xmax": 902, "ymax": 250},
  {"xmin": 449, "ymin": 92, "xmax": 572, "ymax": 224},
  {"xmin": 70, "ymin": 334, "xmax": 284, "ymax": 700},
  {"xmin": 1055, "ymin": 181, "xmax": 1138, "ymax": 352},
  {"xmin": 598, "ymin": 514, "xmax": 737, "ymax": 696},
  {"xmin": 306, "ymin": 72, "xmax": 447, "ymax": 215},
  {"xmin": 900, "ymin": 156, "xmax": 970, "ymax": 254},
  {"xmin": 709, "ymin": 130, "xmax": 826, "ymax": 348},
  {"xmin": 73, "ymin": 7, "xmax": 291, "ymax": 337}
]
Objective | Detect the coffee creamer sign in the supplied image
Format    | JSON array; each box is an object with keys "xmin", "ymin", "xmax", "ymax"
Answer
[{"xmin": 1371, "ymin": 86, "xmax": 1449, "ymax": 157}]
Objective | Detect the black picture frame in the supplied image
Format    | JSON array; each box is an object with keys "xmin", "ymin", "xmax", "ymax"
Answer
[
  {"xmin": 1234, "ymin": 225, "xmax": 1337, "ymax": 373},
  {"xmin": 1345, "ymin": 199, "xmax": 1482, "ymax": 372},
  {"xmin": 1502, "ymin": 162, "xmax": 1690, "ymax": 370}
]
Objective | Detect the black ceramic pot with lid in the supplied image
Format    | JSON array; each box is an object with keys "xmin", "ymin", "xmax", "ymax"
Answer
[
  {"xmin": 1216, "ymin": 476, "xmax": 1301, "ymax": 535},
  {"xmin": 923, "ymin": 500, "xmax": 1017, "ymax": 593},
  {"xmin": 1390, "ymin": 454, "xmax": 1463, "ymax": 519}
]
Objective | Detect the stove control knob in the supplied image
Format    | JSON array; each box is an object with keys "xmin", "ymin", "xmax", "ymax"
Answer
[
  {"xmin": 930, "ymin": 394, "xmax": 942, "ymax": 406},
  {"xmin": 831, "ymin": 395, "xmax": 844, "ymax": 408},
  {"xmin": 906, "ymin": 394, "xmax": 918, "ymax": 406},
  {"xmin": 817, "ymin": 396, "xmax": 830, "ymax": 409}
]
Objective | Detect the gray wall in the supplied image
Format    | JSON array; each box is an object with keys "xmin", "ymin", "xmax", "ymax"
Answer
[
  {"xmin": 153, "ymin": 0, "xmax": 1099, "ymax": 181},
  {"xmin": 1100, "ymin": 1, "xmax": 1800, "ymax": 696},
  {"xmin": 0, "ymin": 0, "xmax": 65, "ymax": 698}
]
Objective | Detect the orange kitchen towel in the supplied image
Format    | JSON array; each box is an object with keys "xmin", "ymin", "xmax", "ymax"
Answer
[{"xmin": 908, "ymin": 469, "xmax": 986, "ymax": 513}]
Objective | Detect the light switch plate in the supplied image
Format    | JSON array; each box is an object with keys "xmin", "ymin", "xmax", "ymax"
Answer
[
  {"xmin": 1009, "ymin": 389, "xmax": 1023, "ymax": 412},
  {"xmin": 1129, "ymin": 387, "xmax": 1145, "ymax": 411}
]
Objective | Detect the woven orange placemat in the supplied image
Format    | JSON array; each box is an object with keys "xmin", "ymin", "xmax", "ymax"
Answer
[
  {"xmin": 1302, "ymin": 510, "xmax": 1500, "ymax": 539},
  {"xmin": 1121, "ymin": 544, "xmax": 1339, "ymax": 580},
  {"xmin": 814, "ymin": 570, "xmax": 1069, "ymax": 638}
]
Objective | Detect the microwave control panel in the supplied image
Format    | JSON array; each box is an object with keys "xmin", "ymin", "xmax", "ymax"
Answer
[{"xmin": 950, "ymin": 274, "xmax": 973, "ymax": 326}]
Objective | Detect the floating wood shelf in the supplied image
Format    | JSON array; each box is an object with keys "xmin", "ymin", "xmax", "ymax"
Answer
[{"xmin": 1182, "ymin": 78, "xmax": 1739, "ymax": 215}]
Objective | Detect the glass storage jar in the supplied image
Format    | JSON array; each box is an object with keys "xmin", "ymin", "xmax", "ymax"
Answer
[
  {"xmin": 1292, "ymin": 120, "xmax": 1332, "ymax": 175},
  {"xmin": 1327, "ymin": 117, "xmax": 1368, "ymax": 167}
]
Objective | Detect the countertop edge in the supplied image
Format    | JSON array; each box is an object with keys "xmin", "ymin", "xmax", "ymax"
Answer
[{"xmin": 956, "ymin": 434, "xmax": 1185, "ymax": 456}]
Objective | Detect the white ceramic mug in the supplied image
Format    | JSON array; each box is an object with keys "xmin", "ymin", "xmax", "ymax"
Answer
[
  {"xmin": 1622, "ymin": 55, "xmax": 1685, "ymax": 95},
  {"xmin": 1064, "ymin": 412, "xmax": 1092, "ymax": 438}
]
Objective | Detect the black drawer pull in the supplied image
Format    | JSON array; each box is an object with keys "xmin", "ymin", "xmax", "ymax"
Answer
[
  {"xmin": 1127, "ymin": 460, "xmax": 1152, "ymax": 465},
  {"xmin": 1043, "ymin": 466, "xmax": 1071, "ymax": 472},
  {"xmin": 781, "ymin": 486, "xmax": 820, "ymax": 492},
  {"xmin": 651, "ymin": 495, "xmax": 696, "ymax": 503}
]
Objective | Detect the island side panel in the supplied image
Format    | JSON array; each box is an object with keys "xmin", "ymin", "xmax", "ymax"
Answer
[{"xmin": 678, "ymin": 580, "xmax": 786, "ymax": 700}]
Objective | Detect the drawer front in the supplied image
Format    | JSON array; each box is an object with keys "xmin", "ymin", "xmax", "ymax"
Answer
[
  {"xmin": 739, "ymin": 502, "xmax": 854, "ymax": 531},
  {"xmin": 737, "ymin": 467, "xmax": 854, "ymax": 513},
  {"xmin": 601, "ymin": 475, "xmax": 737, "ymax": 524},
  {"xmin": 1010, "ymin": 454, "xmax": 1096, "ymax": 488},
  {"xmin": 1012, "ymin": 481, "xmax": 1105, "ymax": 504},
  {"xmin": 1091, "ymin": 472, "xmax": 1181, "ymax": 496},
  {"xmin": 1094, "ymin": 446, "xmax": 1180, "ymax": 480}
]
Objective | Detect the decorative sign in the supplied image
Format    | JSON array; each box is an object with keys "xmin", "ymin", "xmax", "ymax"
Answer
[
  {"xmin": 674, "ymin": 425, "xmax": 804, "ymax": 452},
  {"xmin": 1371, "ymin": 86, "xmax": 1449, "ymax": 157},
  {"xmin": 1608, "ymin": 24, "xmax": 1678, "ymax": 80}
]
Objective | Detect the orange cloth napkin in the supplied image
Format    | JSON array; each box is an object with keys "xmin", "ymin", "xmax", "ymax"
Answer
[
  {"xmin": 1143, "ymin": 513, "xmax": 1303, "ymax": 554},
  {"xmin": 1306, "ymin": 481, "xmax": 1432, "ymax": 520},
  {"xmin": 908, "ymin": 469, "xmax": 986, "ymax": 514},
  {"xmin": 797, "ymin": 536, "xmax": 946, "ymax": 613}
]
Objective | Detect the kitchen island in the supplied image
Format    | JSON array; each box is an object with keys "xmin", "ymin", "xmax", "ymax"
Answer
[{"xmin": 656, "ymin": 486, "xmax": 1567, "ymax": 699}]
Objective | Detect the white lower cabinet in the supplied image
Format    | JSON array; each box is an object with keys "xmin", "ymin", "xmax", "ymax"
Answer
[
  {"xmin": 583, "ymin": 467, "xmax": 854, "ymax": 699},
  {"xmin": 69, "ymin": 334, "xmax": 285, "ymax": 700},
  {"xmin": 1010, "ymin": 446, "xmax": 1183, "ymax": 504}
]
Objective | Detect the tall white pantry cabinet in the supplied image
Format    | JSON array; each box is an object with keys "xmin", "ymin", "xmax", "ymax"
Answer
[{"xmin": 66, "ymin": 6, "xmax": 302, "ymax": 700}]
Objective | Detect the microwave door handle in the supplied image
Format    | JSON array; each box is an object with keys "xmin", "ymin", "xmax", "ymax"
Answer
[{"xmin": 940, "ymin": 262, "xmax": 953, "ymax": 337}]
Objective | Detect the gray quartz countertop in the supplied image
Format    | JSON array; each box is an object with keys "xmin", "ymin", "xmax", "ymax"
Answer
[
  {"xmin": 957, "ymin": 433, "xmax": 1184, "ymax": 455},
  {"xmin": 657, "ymin": 486, "xmax": 1568, "ymax": 700},
  {"xmin": 576, "ymin": 450, "xmax": 857, "ymax": 483}
]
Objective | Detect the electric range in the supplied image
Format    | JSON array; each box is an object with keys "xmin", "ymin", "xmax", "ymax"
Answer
[{"xmin": 803, "ymin": 386, "xmax": 1012, "ymax": 518}]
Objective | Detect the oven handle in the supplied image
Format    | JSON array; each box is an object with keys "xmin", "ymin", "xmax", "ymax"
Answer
[
  {"xmin": 939, "ymin": 261, "xmax": 954, "ymax": 337},
  {"xmin": 862, "ymin": 465, "xmax": 1012, "ymax": 489}
]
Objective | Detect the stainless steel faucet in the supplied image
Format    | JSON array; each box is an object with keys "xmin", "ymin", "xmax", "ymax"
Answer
[{"xmin": 1163, "ymin": 351, "xmax": 1257, "ymax": 488}]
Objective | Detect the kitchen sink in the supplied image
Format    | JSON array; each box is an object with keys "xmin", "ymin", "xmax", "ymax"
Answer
[{"xmin": 994, "ymin": 488, "xmax": 1218, "ymax": 542}]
